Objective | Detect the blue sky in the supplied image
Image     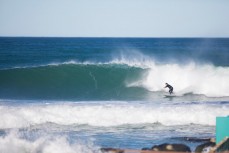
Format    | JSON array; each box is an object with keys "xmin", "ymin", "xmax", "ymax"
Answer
[{"xmin": 0, "ymin": 0, "xmax": 229, "ymax": 37}]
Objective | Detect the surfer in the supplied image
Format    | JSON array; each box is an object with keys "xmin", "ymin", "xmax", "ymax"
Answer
[{"xmin": 164, "ymin": 83, "xmax": 173, "ymax": 94}]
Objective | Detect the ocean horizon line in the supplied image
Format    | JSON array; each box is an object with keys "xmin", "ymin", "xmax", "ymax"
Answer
[{"xmin": 0, "ymin": 36, "xmax": 229, "ymax": 39}]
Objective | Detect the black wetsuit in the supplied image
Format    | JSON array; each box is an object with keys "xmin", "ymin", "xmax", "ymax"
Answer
[{"xmin": 165, "ymin": 84, "xmax": 173, "ymax": 94}]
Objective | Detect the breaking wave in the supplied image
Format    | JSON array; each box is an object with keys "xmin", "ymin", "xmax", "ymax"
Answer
[{"xmin": 0, "ymin": 57, "xmax": 229, "ymax": 100}]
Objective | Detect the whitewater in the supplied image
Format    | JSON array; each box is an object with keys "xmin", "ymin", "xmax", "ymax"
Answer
[
  {"xmin": 0, "ymin": 37, "xmax": 229, "ymax": 153},
  {"xmin": 1, "ymin": 101, "xmax": 229, "ymax": 129}
]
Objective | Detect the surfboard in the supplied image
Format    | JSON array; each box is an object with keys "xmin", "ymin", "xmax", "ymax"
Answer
[{"xmin": 164, "ymin": 94, "xmax": 177, "ymax": 98}]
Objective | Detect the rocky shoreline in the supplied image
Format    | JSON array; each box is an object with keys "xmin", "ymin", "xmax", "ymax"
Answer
[{"xmin": 101, "ymin": 137, "xmax": 216, "ymax": 153}]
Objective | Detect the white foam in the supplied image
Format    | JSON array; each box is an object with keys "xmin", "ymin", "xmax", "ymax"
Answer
[
  {"xmin": 134, "ymin": 62, "xmax": 229, "ymax": 97},
  {"xmin": 0, "ymin": 130, "xmax": 99, "ymax": 153},
  {"xmin": 0, "ymin": 103, "xmax": 227, "ymax": 129}
]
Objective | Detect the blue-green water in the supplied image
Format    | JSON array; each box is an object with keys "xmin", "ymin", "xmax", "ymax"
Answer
[{"xmin": 0, "ymin": 37, "xmax": 229, "ymax": 153}]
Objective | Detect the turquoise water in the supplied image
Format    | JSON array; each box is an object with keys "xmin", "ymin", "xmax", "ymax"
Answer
[{"xmin": 0, "ymin": 37, "xmax": 229, "ymax": 153}]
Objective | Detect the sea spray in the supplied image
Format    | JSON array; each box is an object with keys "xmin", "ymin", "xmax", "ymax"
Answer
[{"xmin": 0, "ymin": 130, "xmax": 100, "ymax": 153}]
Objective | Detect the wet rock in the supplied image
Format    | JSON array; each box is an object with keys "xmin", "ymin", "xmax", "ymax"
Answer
[
  {"xmin": 173, "ymin": 137, "xmax": 215, "ymax": 143},
  {"xmin": 151, "ymin": 143, "xmax": 191, "ymax": 152},
  {"xmin": 100, "ymin": 148, "xmax": 124, "ymax": 153},
  {"xmin": 195, "ymin": 142, "xmax": 216, "ymax": 153},
  {"xmin": 141, "ymin": 147, "xmax": 151, "ymax": 150}
]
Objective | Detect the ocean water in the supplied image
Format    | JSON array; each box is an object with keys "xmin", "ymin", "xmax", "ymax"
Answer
[{"xmin": 0, "ymin": 37, "xmax": 229, "ymax": 153}]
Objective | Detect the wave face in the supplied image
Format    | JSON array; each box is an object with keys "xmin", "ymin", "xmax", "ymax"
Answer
[{"xmin": 0, "ymin": 64, "xmax": 148, "ymax": 100}]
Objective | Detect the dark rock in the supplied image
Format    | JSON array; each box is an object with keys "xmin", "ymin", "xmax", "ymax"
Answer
[
  {"xmin": 100, "ymin": 148, "xmax": 124, "ymax": 153},
  {"xmin": 172, "ymin": 137, "xmax": 214, "ymax": 143},
  {"xmin": 195, "ymin": 142, "xmax": 216, "ymax": 153},
  {"xmin": 141, "ymin": 147, "xmax": 151, "ymax": 150},
  {"xmin": 151, "ymin": 143, "xmax": 191, "ymax": 152}
]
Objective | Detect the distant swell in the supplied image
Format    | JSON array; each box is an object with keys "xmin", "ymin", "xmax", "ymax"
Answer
[{"xmin": 0, "ymin": 102, "xmax": 227, "ymax": 129}]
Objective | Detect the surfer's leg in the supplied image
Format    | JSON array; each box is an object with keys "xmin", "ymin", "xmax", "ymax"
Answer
[
  {"xmin": 169, "ymin": 88, "xmax": 173, "ymax": 94},
  {"xmin": 170, "ymin": 88, "xmax": 173, "ymax": 94}
]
